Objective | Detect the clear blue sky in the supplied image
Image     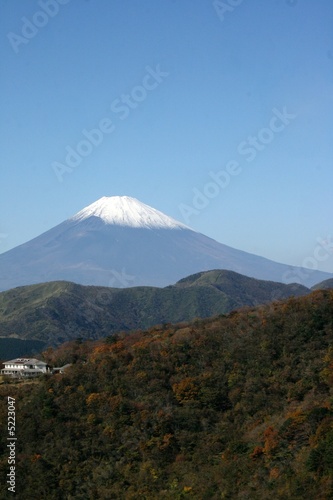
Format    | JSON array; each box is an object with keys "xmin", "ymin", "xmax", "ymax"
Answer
[{"xmin": 1, "ymin": 0, "xmax": 332, "ymax": 272}]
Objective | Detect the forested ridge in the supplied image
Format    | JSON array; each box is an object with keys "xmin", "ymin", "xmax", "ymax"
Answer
[
  {"xmin": 0, "ymin": 270, "xmax": 309, "ymax": 355},
  {"xmin": 1, "ymin": 290, "xmax": 333, "ymax": 499}
]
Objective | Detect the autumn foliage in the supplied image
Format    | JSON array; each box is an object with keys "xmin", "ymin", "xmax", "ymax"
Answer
[{"xmin": 0, "ymin": 290, "xmax": 333, "ymax": 498}]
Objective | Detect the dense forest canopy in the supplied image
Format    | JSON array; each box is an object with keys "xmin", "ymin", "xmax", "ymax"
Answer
[{"xmin": 1, "ymin": 290, "xmax": 333, "ymax": 498}]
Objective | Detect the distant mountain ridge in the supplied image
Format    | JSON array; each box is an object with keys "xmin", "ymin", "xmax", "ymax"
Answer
[
  {"xmin": 0, "ymin": 270, "xmax": 311, "ymax": 358},
  {"xmin": 312, "ymin": 278, "xmax": 333, "ymax": 290},
  {"xmin": 0, "ymin": 196, "xmax": 332, "ymax": 291}
]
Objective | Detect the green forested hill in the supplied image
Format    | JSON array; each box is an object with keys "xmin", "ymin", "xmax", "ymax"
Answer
[
  {"xmin": 1, "ymin": 290, "xmax": 333, "ymax": 498},
  {"xmin": 312, "ymin": 278, "xmax": 333, "ymax": 290},
  {"xmin": 0, "ymin": 270, "xmax": 308, "ymax": 355}
]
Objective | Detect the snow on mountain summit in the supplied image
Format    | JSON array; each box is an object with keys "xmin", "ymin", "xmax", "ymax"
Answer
[
  {"xmin": 70, "ymin": 196, "xmax": 190, "ymax": 230},
  {"xmin": 1, "ymin": 196, "xmax": 333, "ymax": 291}
]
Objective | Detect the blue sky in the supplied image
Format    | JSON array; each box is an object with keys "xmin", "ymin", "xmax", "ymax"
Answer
[{"xmin": 1, "ymin": 0, "xmax": 333, "ymax": 272}]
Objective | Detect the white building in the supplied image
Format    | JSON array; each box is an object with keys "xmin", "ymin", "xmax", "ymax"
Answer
[
  {"xmin": 52, "ymin": 363, "xmax": 72, "ymax": 374},
  {"xmin": 1, "ymin": 358, "xmax": 50, "ymax": 378}
]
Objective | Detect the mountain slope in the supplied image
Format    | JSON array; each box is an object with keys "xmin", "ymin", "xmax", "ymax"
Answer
[
  {"xmin": 1, "ymin": 290, "xmax": 333, "ymax": 498},
  {"xmin": 312, "ymin": 278, "xmax": 333, "ymax": 290},
  {"xmin": 0, "ymin": 270, "xmax": 309, "ymax": 356},
  {"xmin": 0, "ymin": 196, "xmax": 331, "ymax": 290},
  {"xmin": 175, "ymin": 269, "xmax": 308, "ymax": 309}
]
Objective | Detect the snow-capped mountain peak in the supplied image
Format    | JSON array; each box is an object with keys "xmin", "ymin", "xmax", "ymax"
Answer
[
  {"xmin": 70, "ymin": 196, "xmax": 190, "ymax": 230},
  {"xmin": 1, "ymin": 196, "xmax": 332, "ymax": 292}
]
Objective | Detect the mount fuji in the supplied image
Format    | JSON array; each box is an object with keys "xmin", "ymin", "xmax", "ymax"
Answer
[{"xmin": 0, "ymin": 196, "xmax": 331, "ymax": 291}]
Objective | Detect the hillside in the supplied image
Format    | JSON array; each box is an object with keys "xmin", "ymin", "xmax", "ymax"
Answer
[
  {"xmin": 1, "ymin": 290, "xmax": 333, "ymax": 498},
  {"xmin": 312, "ymin": 278, "xmax": 333, "ymax": 291},
  {"xmin": 0, "ymin": 270, "xmax": 309, "ymax": 356}
]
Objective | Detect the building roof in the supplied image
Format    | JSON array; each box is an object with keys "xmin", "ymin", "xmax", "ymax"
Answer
[
  {"xmin": 53, "ymin": 363, "xmax": 72, "ymax": 372},
  {"xmin": 4, "ymin": 358, "xmax": 47, "ymax": 366}
]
